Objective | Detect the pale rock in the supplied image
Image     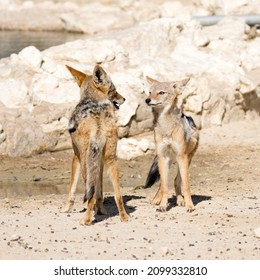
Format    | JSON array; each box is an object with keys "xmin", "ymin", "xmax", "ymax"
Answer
[
  {"xmin": 131, "ymin": 1, "xmax": 160, "ymax": 22},
  {"xmin": 21, "ymin": 1, "xmax": 34, "ymax": 9},
  {"xmin": 202, "ymin": 97, "xmax": 226, "ymax": 126},
  {"xmin": 41, "ymin": 56, "xmax": 58, "ymax": 74},
  {"xmin": 117, "ymin": 137, "xmax": 154, "ymax": 160},
  {"xmin": 118, "ymin": 0, "xmax": 135, "ymax": 9},
  {"xmin": 170, "ymin": 43, "xmax": 210, "ymax": 74},
  {"xmin": 31, "ymin": 73, "xmax": 79, "ymax": 104},
  {"xmin": 182, "ymin": 77, "xmax": 211, "ymax": 114},
  {"xmin": 202, "ymin": 17, "xmax": 249, "ymax": 41},
  {"xmin": 199, "ymin": 0, "xmax": 219, "ymax": 13},
  {"xmin": 185, "ymin": 95, "xmax": 203, "ymax": 114},
  {"xmin": 116, "ymin": 92, "xmax": 139, "ymax": 127},
  {"xmin": 41, "ymin": 57, "xmax": 73, "ymax": 80},
  {"xmin": 253, "ymin": 227, "xmax": 260, "ymax": 238},
  {"xmin": 240, "ymin": 39, "xmax": 260, "ymax": 72},
  {"xmin": 41, "ymin": 117, "xmax": 68, "ymax": 134},
  {"xmin": 160, "ymin": 1, "xmax": 190, "ymax": 20},
  {"xmin": 0, "ymin": 12, "xmax": 259, "ymax": 158},
  {"xmin": 0, "ymin": 63, "xmax": 12, "ymax": 77},
  {"xmin": 30, "ymin": 72, "xmax": 58, "ymax": 103},
  {"xmin": 60, "ymin": 3, "xmax": 134, "ymax": 34},
  {"xmin": 117, "ymin": 138, "xmax": 140, "ymax": 160},
  {"xmin": 238, "ymin": 75, "xmax": 256, "ymax": 94},
  {"xmin": 18, "ymin": 46, "xmax": 42, "ymax": 69},
  {"xmin": 199, "ymin": 0, "xmax": 255, "ymax": 14},
  {"xmin": 31, "ymin": 102, "xmax": 74, "ymax": 128},
  {"xmin": 0, "ymin": 0, "xmax": 15, "ymax": 8},
  {"xmin": 220, "ymin": 0, "xmax": 250, "ymax": 14},
  {"xmin": 193, "ymin": 29, "xmax": 210, "ymax": 47},
  {"xmin": 0, "ymin": 79, "xmax": 28, "ymax": 108},
  {"xmin": 0, "ymin": 108, "xmax": 58, "ymax": 157},
  {"xmin": 112, "ymin": 73, "xmax": 143, "ymax": 127},
  {"xmin": 138, "ymin": 138, "xmax": 155, "ymax": 153}
]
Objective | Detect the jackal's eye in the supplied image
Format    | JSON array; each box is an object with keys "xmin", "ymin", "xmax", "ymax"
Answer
[
  {"xmin": 149, "ymin": 91, "xmax": 151, "ymax": 95},
  {"xmin": 158, "ymin": 91, "xmax": 165, "ymax": 95}
]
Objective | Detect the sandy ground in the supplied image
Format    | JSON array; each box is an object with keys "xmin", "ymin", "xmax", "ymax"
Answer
[{"xmin": 0, "ymin": 120, "xmax": 259, "ymax": 260}]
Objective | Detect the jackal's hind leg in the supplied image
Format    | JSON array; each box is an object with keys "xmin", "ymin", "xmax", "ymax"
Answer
[
  {"xmin": 63, "ymin": 155, "xmax": 81, "ymax": 213},
  {"xmin": 107, "ymin": 160, "xmax": 128, "ymax": 222},
  {"xmin": 95, "ymin": 163, "xmax": 108, "ymax": 215},
  {"xmin": 81, "ymin": 193, "xmax": 96, "ymax": 225}
]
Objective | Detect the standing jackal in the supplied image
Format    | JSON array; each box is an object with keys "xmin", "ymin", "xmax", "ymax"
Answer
[
  {"xmin": 145, "ymin": 76, "xmax": 199, "ymax": 212},
  {"xmin": 64, "ymin": 64, "xmax": 128, "ymax": 225}
]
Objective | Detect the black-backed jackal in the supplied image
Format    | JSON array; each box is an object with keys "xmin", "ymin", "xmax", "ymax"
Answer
[
  {"xmin": 63, "ymin": 65, "xmax": 128, "ymax": 225},
  {"xmin": 145, "ymin": 76, "xmax": 199, "ymax": 212}
]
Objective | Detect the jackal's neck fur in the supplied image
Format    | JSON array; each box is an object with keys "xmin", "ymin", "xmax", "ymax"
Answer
[
  {"xmin": 152, "ymin": 103, "xmax": 181, "ymax": 125},
  {"xmin": 66, "ymin": 64, "xmax": 125, "ymax": 133}
]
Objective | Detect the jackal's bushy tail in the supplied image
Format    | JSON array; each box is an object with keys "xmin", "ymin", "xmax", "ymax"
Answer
[
  {"xmin": 83, "ymin": 141, "xmax": 103, "ymax": 203},
  {"xmin": 144, "ymin": 155, "xmax": 160, "ymax": 188}
]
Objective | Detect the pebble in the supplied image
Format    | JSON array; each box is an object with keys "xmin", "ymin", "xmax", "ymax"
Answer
[
  {"xmin": 4, "ymin": 198, "xmax": 10, "ymax": 204},
  {"xmin": 33, "ymin": 176, "xmax": 41, "ymax": 182},
  {"xmin": 10, "ymin": 235, "xmax": 21, "ymax": 242},
  {"xmin": 161, "ymin": 246, "xmax": 169, "ymax": 256}
]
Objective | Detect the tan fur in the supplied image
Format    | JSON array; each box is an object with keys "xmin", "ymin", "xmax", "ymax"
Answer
[
  {"xmin": 63, "ymin": 65, "xmax": 128, "ymax": 225},
  {"xmin": 145, "ymin": 76, "xmax": 199, "ymax": 212}
]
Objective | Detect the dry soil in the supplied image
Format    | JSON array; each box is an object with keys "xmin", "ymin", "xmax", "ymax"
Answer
[{"xmin": 0, "ymin": 120, "xmax": 259, "ymax": 260}]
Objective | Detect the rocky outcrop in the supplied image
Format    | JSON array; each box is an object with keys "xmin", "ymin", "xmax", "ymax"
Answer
[{"xmin": 0, "ymin": 1, "xmax": 260, "ymax": 159}]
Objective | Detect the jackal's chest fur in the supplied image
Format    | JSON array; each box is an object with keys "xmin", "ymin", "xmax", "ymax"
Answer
[{"xmin": 154, "ymin": 110, "xmax": 185, "ymax": 155}]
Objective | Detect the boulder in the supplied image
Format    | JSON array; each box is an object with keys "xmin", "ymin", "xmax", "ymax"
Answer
[
  {"xmin": 60, "ymin": 3, "xmax": 135, "ymax": 34},
  {"xmin": 18, "ymin": 46, "xmax": 42, "ymax": 69},
  {"xmin": 0, "ymin": 79, "xmax": 28, "ymax": 108},
  {"xmin": 0, "ymin": 9, "xmax": 259, "ymax": 158}
]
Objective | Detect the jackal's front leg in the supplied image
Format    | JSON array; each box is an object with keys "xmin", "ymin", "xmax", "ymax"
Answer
[
  {"xmin": 63, "ymin": 155, "xmax": 81, "ymax": 213},
  {"xmin": 107, "ymin": 160, "xmax": 129, "ymax": 222},
  {"xmin": 155, "ymin": 154, "xmax": 170, "ymax": 212},
  {"xmin": 152, "ymin": 187, "xmax": 162, "ymax": 205},
  {"xmin": 174, "ymin": 169, "xmax": 185, "ymax": 207},
  {"xmin": 177, "ymin": 154, "xmax": 195, "ymax": 212}
]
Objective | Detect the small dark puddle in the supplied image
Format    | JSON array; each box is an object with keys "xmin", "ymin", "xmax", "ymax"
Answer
[
  {"xmin": 0, "ymin": 30, "xmax": 84, "ymax": 58},
  {"xmin": 0, "ymin": 178, "xmax": 114, "ymax": 198}
]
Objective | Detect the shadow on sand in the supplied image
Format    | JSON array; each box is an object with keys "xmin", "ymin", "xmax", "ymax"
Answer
[
  {"xmin": 79, "ymin": 195, "xmax": 145, "ymax": 224},
  {"xmin": 167, "ymin": 194, "xmax": 212, "ymax": 211}
]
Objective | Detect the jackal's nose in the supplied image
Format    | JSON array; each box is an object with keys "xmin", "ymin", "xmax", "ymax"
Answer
[{"xmin": 145, "ymin": 98, "xmax": 151, "ymax": 104}]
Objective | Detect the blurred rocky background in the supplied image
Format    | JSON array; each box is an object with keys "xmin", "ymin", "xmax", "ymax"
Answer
[{"xmin": 0, "ymin": 0, "xmax": 260, "ymax": 159}]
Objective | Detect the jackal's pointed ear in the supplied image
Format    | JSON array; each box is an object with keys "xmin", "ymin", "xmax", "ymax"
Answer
[
  {"xmin": 181, "ymin": 77, "xmax": 190, "ymax": 86},
  {"xmin": 146, "ymin": 76, "xmax": 159, "ymax": 85},
  {"xmin": 66, "ymin": 65, "xmax": 87, "ymax": 87},
  {"xmin": 173, "ymin": 77, "xmax": 190, "ymax": 89},
  {"xmin": 93, "ymin": 65, "xmax": 110, "ymax": 87}
]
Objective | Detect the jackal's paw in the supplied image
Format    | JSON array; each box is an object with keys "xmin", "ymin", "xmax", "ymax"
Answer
[
  {"xmin": 152, "ymin": 195, "xmax": 162, "ymax": 205},
  {"xmin": 186, "ymin": 204, "xmax": 195, "ymax": 213},
  {"xmin": 177, "ymin": 196, "xmax": 185, "ymax": 207},
  {"xmin": 80, "ymin": 218, "xmax": 92, "ymax": 226},
  {"xmin": 120, "ymin": 213, "xmax": 129, "ymax": 222},
  {"xmin": 61, "ymin": 204, "xmax": 73, "ymax": 213},
  {"xmin": 156, "ymin": 205, "xmax": 167, "ymax": 212}
]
